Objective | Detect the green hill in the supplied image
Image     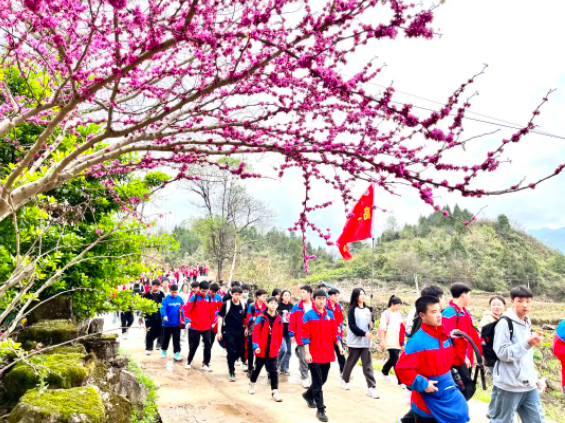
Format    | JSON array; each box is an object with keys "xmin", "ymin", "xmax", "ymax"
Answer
[{"xmin": 304, "ymin": 206, "xmax": 565, "ymax": 298}]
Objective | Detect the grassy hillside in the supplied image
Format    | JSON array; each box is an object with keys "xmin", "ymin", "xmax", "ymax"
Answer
[{"xmin": 304, "ymin": 206, "xmax": 565, "ymax": 298}]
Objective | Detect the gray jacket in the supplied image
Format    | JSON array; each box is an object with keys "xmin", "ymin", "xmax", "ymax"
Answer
[
  {"xmin": 493, "ymin": 309, "xmax": 538, "ymax": 392},
  {"xmin": 347, "ymin": 306, "xmax": 373, "ymax": 348}
]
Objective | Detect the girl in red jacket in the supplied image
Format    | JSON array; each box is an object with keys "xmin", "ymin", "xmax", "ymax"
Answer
[{"xmin": 249, "ymin": 297, "xmax": 284, "ymax": 402}]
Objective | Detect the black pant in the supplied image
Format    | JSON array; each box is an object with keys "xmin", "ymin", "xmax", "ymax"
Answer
[
  {"xmin": 188, "ymin": 329, "xmax": 212, "ymax": 366},
  {"xmin": 162, "ymin": 326, "xmax": 181, "ymax": 353},
  {"xmin": 401, "ymin": 410, "xmax": 416, "ymax": 423},
  {"xmin": 382, "ymin": 348, "xmax": 400, "ymax": 377},
  {"xmin": 120, "ymin": 311, "xmax": 134, "ymax": 333},
  {"xmin": 145, "ymin": 319, "xmax": 163, "ymax": 351},
  {"xmin": 250, "ymin": 356, "xmax": 278, "ymax": 390},
  {"xmin": 224, "ymin": 331, "xmax": 246, "ymax": 374},
  {"xmin": 333, "ymin": 342, "xmax": 346, "ymax": 374},
  {"xmin": 415, "ymin": 415, "xmax": 436, "ymax": 423},
  {"xmin": 306, "ymin": 362, "xmax": 331, "ymax": 411},
  {"xmin": 247, "ymin": 335, "xmax": 255, "ymax": 371}
]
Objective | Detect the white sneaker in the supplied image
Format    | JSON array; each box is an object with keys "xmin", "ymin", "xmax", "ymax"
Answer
[
  {"xmin": 122, "ymin": 332, "xmax": 128, "ymax": 340},
  {"xmin": 243, "ymin": 364, "xmax": 248, "ymax": 372},
  {"xmin": 272, "ymin": 389, "xmax": 283, "ymax": 402},
  {"xmin": 367, "ymin": 387, "xmax": 380, "ymax": 399},
  {"xmin": 222, "ymin": 349, "xmax": 228, "ymax": 357},
  {"xmin": 202, "ymin": 365, "xmax": 213, "ymax": 372},
  {"xmin": 145, "ymin": 350, "xmax": 152, "ymax": 356},
  {"xmin": 248, "ymin": 383, "xmax": 255, "ymax": 395},
  {"xmin": 235, "ymin": 359, "xmax": 241, "ymax": 366},
  {"xmin": 301, "ymin": 378, "xmax": 310, "ymax": 388},
  {"xmin": 341, "ymin": 381, "xmax": 350, "ymax": 390},
  {"xmin": 185, "ymin": 363, "xmax": 191, "ymax": 369}
]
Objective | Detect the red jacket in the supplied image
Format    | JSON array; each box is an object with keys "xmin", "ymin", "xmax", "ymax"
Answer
[
  {"xmin": 301, "ymin": 307, "xmax": 339, "ymax": 363},
  {"xmin": 442, "ymin": 301, "xmax": 482, "ymax": 365},
  {"xmin": 289, "ymin": 300, "xmax": 311, "ymax": 346},
  {"xmin": 554, "ymin": 319, "xmax": 565, "ymax": 395},
  {"xmin": 326, "ymin": 301, "xmax": 344, "ymax": 337},
  {"xmin": 396, "ymin": 323, "xmax": 467, "ymax": 418},
  {"xmin": 183, "ymin": 292, "xmax": 214, "ymax": 331},
  {"xmin": 252, "ymin": 310, "xmax": 284, "ymax": 358},
  {"xmin": 246, "ymin": 300, "xmax": 266, "ymax": 329}
]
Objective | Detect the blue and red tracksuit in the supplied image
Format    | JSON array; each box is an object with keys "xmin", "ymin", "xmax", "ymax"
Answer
[
  {"xmin": 289, "ymin": 300, "xmax": 310, "ymax": 346},
  {"xmin": 301, "ymin": 307, "xmax": 340, "ymax": 363},
  {"xmin": 396, "ymin": 323, "xmax": 469, "ymax": 423},
  {"xmin": 554, "ymin": 319, "xmax": 565, "ymax": 395},
  {"xmin": 326, "ymin": 301, "xmax": 344, "ymax": 338},
  {"xmin": 442, "ymin": 301, "xmax": 482, "ymax": 365},
  {"xmin": 252, "ymin": 310, "xmax": 284, "ymax": 358},
  {"xmin": 246, "ymin": 300, "xmax": 266, "ymax": 329},
  {"xmin": 183, "ymin": 292, "xmax": 214, "ymax": 331},
  {"xmin": 211, "ymin": 293, "xmax": 223, "ymax": 335}
]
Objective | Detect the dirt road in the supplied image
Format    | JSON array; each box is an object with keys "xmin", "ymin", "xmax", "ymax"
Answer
[{"xmin": 111, "ymin": 319, "xmax": 491, "ymax": 423}]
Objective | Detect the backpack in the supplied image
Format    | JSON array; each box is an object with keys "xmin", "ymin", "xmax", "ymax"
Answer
[
  {"xmin": 480, "ymin": 316, "xmax": 514, "ymax": 368},
  {"xmin": 222, "ymin": 299, "xmax": 247, "ymax": 327},
  {"xmin": 450, "ymin": 330, "xmax": 487, "ymax": 400}
]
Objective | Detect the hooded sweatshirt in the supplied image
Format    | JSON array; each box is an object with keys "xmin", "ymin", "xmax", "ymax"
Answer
[
  {"xmin": 493, "ymin": 308, "xmax": 538, "ymax": 392},
  {"xmin": 160, "ymin": 294, "xmax": 185, "ymax": 327}
]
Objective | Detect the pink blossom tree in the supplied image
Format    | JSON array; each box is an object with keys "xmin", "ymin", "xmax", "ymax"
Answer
[{"xmin": 0, "ymin": 0, "xmax": 561, "ymax": 254}]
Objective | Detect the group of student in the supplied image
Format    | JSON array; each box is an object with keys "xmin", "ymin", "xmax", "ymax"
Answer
[
  {"xmin": 396, "ymin": 283, "xmax": 562, "ymax": 423},
  {"xmin": 136, "ymin": 277, "xmax": 565, "ymax": 423}
]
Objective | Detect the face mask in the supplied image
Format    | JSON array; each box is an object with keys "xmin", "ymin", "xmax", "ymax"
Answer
[{"xmin": 243, "ymin": 293, "xmax": 249, "ymax": 299}]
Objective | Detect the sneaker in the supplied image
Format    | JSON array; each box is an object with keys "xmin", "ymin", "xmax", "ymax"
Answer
[
  {"xmin": 202, "ymin": 365, "xmax": 213, "ymax": 372},
  {"xmin": 235, "ymin": 359, "xmax": 241, "ymax": 366},
  {"xmin": 122, "ymin": 332, "xmax": 128, "ymax": 340},
  {"xmin": 248, "ymin": 383, "xmax": 255, "ymax": 395},
  {"xmin": 156, "ymin": 344, "xmax": 161, "ymax": 350},
  {"xmin": 185, "ymin": 363, "xmax": 192, "ymax": 369},
  {"xmin": 341, "ymin": 381, "xmax": 350, "ymax": 390},
  {"xmin": 145, "ymin": 350, "xmax": 152, "ymax": 356},
  {"xmin": 222, "ymin": 349, "xmax": 228, "ymax": 357},
  {"xmin": 229, "ymin": 373, "xmax": 236, "ymax": 382},
  {"xmin": 301, "ymin": 378, "xmax": 311, "ymax": 388},
  {"xmin": 282, "ymin": 371, "xmax": 291, "ymax": 376},
  {"xmin": 367, "ymin": 387, "xmax": 380, "ymax": 399},
  {"xmin": 272, "ymin": 389, "xmax": 283, "ymax": 402},
  {"xmin": 243, "ymin": 364, "xmax": 248, "ymax": 371},
  {"xmin": 316, "ymin": 409, "xmax": 329, "ymax": 422},
  {"xmin": 302, "ymin": 392, "xmax": 316, "ymax": 409},
  {"xmin": 160, "ymin": 350, "xmax": 167, "ymax": 359}
]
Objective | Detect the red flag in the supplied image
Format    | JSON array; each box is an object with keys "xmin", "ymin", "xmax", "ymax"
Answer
[{"xmin": 336, "ymin": 184, "xmax": 374, "ymax": 260}]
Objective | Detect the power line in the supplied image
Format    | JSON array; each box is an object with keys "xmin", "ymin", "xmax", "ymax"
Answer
[{"xmin": 350, "ymin": 75, "xmax": 565, "ymax": 141}]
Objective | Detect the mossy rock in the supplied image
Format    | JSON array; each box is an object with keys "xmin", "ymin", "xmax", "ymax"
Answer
[
  {"xmin": 101, "ymin": 391, "xmax": 132, "ymax": 423},
  {"xmin": 27, "ymin": 296, "xmax": 73, "ymax": 325},
  {"xmin": 8, "ymin": 387, "xmax": 105, "ymax": 423},
  {"xmin": 18, "ymin": 320, "xmax": 79, "ymax": 346},
  {"xmin": 45, "ymin": 345, "xmax": 87, "ymax": 355},
  {"xmin": 4, "ymin": 352, "xmax": 95, "ymax": 400}
]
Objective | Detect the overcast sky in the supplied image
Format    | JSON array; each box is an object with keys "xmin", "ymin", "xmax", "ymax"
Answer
[{"xmin": 149, "ymin": 0, "xmax": 565, "ymax": 246}]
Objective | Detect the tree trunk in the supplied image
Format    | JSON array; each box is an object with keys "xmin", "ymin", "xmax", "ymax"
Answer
[{"xmin": 228, "ymin": 236, "xmax": 237, "ymax": 284}]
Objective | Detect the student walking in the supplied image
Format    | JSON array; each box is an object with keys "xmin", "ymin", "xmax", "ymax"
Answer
[
  {"xmin": 179, "ymin": 283, "xmax": 191, "ymax": 341},
  {"xmin": 160, "ymin": 284, "xmax": 185, "ymax": 361},
  {"xmin": 396, "ymin": 295, "xmax": 470, "ymax": 423},
  {"xmin": 249, "ymin": 297, "xmax": 284, "ymax": 402},
  {"xmin": 379, "ymin": 295, "xmax": 404, "ymax": 383},
  {"xmin": 245, "ymin": 289, "xmax": 267, "ymax": 374},
  {"xmin": 184, "ymin": 281, "xmax": 215, "ymax": 371},
  {"xmin": 217, "ymin": 286, "xmax": 247, "ymax": 381},
  {"xmin": 277, "ymin": 290, "xmax": 293, "ymax": 375},
  {"xmin": 341, "ymin": 288, "xmax": 379, "ymax": 399},
  {"xmin": 143, "ymin": 279, "xmax": 165, "ymax": 355},
  {"xmin": 554, "ymin": 318, "xmax": 565, "ymax": 396},
  {"xmin": 301, "ymin": 289, "xmax": 343, "ymax": 422},
  {"xmin": 478, "ymin": 295, "xmax": 506, "ymax": 332},
  {"xmin": 289, "ymin": 285, "xmax": 313, "ymax": 388},
  {"xmin": 209, "ymin": 283, "xmax": 222, "ymax": 349},
  {"xmin": 488, "ymin": 286, "xmax": 546, "ymax": 423},
  {"xmin": 326, "ymin": 288, "xmax": 346, "ymax": 378}
]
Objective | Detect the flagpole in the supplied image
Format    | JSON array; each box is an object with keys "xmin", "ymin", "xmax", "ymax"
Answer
[{"xmin": 371, "ymin": 182, "xmax": 376, "ymax": 290}]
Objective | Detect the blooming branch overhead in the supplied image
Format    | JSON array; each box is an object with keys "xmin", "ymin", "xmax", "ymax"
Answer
[{"xmin": 0, "ymin": 0, "xmax": 560, "ymax": 265}]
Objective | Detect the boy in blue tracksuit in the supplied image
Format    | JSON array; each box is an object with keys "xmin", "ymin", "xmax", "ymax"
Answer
[{"xmin": 160, "ymin": 284, "xmax": 185, "ymax": 361}]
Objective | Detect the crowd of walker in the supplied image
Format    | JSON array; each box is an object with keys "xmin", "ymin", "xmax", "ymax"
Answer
[{"xmin": 117, "ymin": 271, "xmax": 565, "ymax": 423}]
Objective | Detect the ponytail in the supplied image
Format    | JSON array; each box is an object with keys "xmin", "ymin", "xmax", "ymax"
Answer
[{"xmin": 387, "ymin": 295, "xmax": 402, "ymax": 308}]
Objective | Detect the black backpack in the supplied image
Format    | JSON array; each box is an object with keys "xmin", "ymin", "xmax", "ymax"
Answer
[{"xmin": 480, "ymin": 316, "xmax": 514, "ymax": 368}]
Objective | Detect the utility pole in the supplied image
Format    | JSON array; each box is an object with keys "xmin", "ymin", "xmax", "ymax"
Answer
[{"xmin": 414, "ymin": 273, "xmax": 420, "ymax": 296}]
